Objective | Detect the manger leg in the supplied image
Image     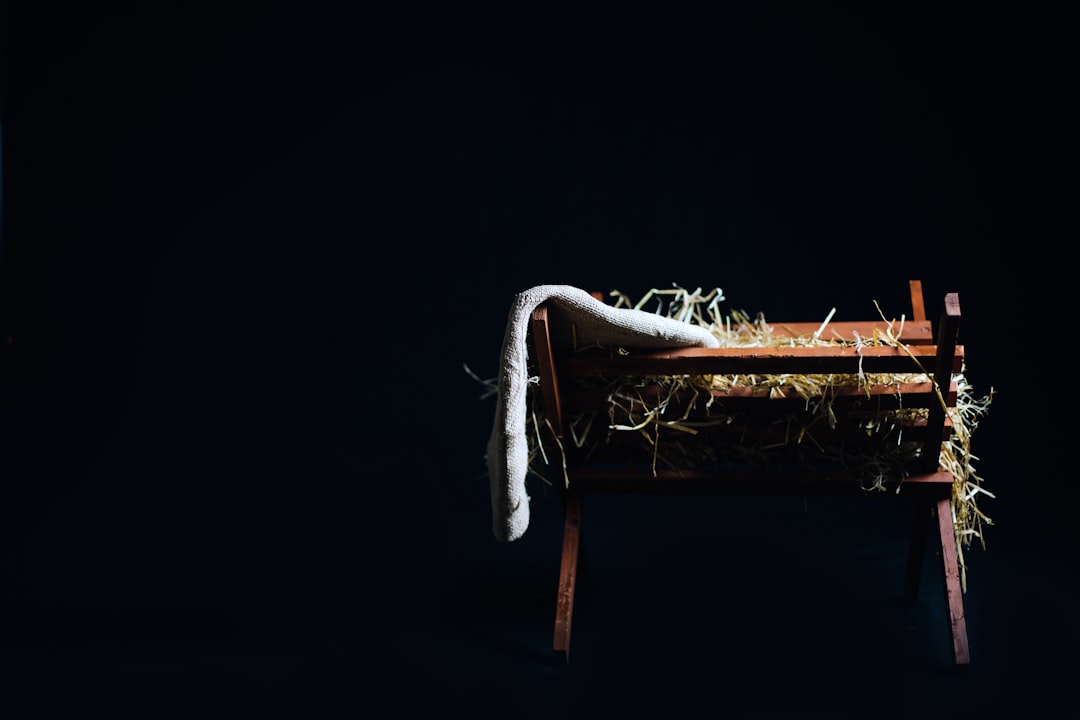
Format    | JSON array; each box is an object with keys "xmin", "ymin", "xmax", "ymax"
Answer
[
  {"xmin": 936, "ymin": 497, "xmax": 970, "ymax": 666},
  {"xmin": 553, "ymin": 491, "xmax": 583, "ymax": 663}
]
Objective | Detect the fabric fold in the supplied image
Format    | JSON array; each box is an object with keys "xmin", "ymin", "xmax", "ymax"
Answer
[{"xmin": 487, "ymin": 285, "xmax": 720, "ymax": 542}]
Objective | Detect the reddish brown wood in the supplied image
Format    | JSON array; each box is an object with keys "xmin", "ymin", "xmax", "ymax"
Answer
[
  {"xmin": 530, "ymin": 305, "xmax": 565, "ymax": 446},
  {"xmin": 909, "ymin": 280, "xmax": 926, "ymax": 322},
  {"xmin": 707, "ymin": 380, "xmax": 953, "ymax": 403},
  {"xmin": 769, "ymin": 319, "xmax": 933, "ymax": 344},
  {"xmin": 567, "ymin": 468, "xmax": 954, "ymax": 497},
  {"xmin": 560, "ymin": 344, "xmax": 964, "ymax": 378},
  {"xmin": 921, "ymin": 294, "xmax": 961, "ymax": 475},
  {"xmin": 553, "ymin": 491, "xmax": 582, "ymax": 662},
  {"xmin": 936, "ymin": 497, "xmax": 971, "ymax": 665}
]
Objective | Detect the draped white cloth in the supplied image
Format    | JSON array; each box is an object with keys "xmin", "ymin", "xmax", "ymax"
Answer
[{"xmin": 487, "ymin": 285, "xmax": 720, "ymax": 542}]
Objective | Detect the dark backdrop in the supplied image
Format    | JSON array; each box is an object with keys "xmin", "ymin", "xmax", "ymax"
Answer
[{"xmin": 1, "ymin": 4, "xmax": 1075, "ymax": 717}]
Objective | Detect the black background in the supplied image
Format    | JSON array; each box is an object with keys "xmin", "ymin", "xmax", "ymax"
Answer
[{"xmin": 1, "ymin": 3, "xmax": 1075, "ymax": 717}]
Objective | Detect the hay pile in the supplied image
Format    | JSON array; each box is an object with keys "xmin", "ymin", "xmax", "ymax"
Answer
[{"xmin": 516, "ymin": 285, "xmax": 996, "ymax": 590}]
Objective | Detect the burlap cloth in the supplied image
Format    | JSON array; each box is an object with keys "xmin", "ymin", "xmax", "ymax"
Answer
[{"xmin": 487, "ymin": 285, "xmax": 720, "ymax": 542}]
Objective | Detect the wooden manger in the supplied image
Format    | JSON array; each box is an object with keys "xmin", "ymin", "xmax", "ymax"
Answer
[{"xmin": 526, "ymin": 280, "xmax": 991, "ymax": 666}]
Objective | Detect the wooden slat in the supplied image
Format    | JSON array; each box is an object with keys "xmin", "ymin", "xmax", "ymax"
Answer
[
  {"xmin": 561, "ymin": 344, "xmax": 963, "ymax": 377},
  {"xmin": 936, "ymin": 497, "xmax": 970, "ymax": 665},
  {"xmin": 921, "ymin": 294, "xmax": 961, "ymax": 474},
  {"xmin": 566, "ymin": 467, "xmax": 955, "ymax": 498},
  {"xmin": 553, "ymin": 492, "xmax": 582, "ymax": 662},
  {"xmin": 706, "ymin": 380, "xmax": 952, "ymax": 402},
  {"xmin": 909, "ymin": 280, "xmax": 926, "ymax": 323},
  {"xmin": 530, "ymin": 305, "xmax": 565, "ymax": 442},
  {"xmin": 769, "ymin": 319, "xmax": 933, "ymax": 344}
]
